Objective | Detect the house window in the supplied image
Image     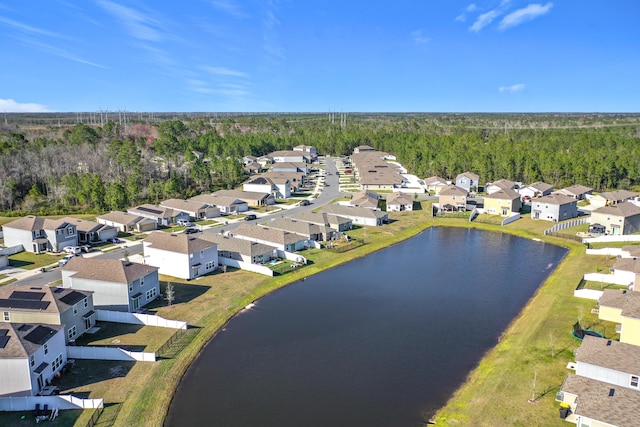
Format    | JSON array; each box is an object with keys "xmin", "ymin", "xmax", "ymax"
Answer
[
  {"xmin": 30, "ymin": 355, "xmax": 35, "ymax": 367},
  {"xmin": 140, "ymin": 277, "xmax": 144, "ymax": 287},
  {"xmin": 129, "ymin": 282, "xmax": 133, "ymax": 292},
  {"xmin": 43, "ymin": 343, "xmax": 48, "ymax": 355},
  {"xmin": 52, "ymin": 354, "xmax": 63, "ymax": 371},
  {"xmin": 631, "ymin": 376, "xmax": 639, "ymax": 388},
  {"xmin": 3, "ymin": 311, "xmax": 9, "ymax": 321},
  {"xmin": 206, "ymin": 261, "xmax": 215, "ymax": 269},
  {"xmin": 68, "ymin": 325, "xmax": 77, "ymax": 341},
  {"xmin": 146, "ymin": 288, "xmax": 157, "ymax": 300},
  {"xmin": 84, "ymin": 298, "xmax": 88, "ymax": 308},
  {"xmin": 73, "ymin": 304, "xmax": 78, "ymax": 316}
]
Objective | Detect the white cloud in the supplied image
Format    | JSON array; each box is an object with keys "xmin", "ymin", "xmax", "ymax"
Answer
[
  {"xmin": 0, "ymin": 98, "xmax": 49, "ymax": 112},
  {"xmin": 0, "ymin": 16, "xmax": 64, "ymax": 38},
  {"xmin": 499, "ymin": 3, "xmax": 553, "ymax": 31},
  {"xmin": 203, "ymin": 66, "xmax": 248, "ymax": 77},
  {"xmin": 499, "ymin": 83, "xmax": 526, "ymax": 93},
  {"xmin": 208, "ymin": 0, "xmax": 247, "ymax": 18},
  {"xmin": 469, "ymin": 10, "xmax": 501, "ymax": 32},
  {"xmin": 97, "ymin": 0, "xmax": 163, "ymax": 41},
  {"xmin": 411, "ymin": 30, "xmax": 430, "ymax": 45},
  {"xmin": 455, "ymin": 3, "xmax": 477, "ymax": 22}
]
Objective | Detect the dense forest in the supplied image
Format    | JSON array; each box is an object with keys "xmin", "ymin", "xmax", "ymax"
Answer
[{"xmin": 1, "ymin": 113, "xmax": 640, "ymax": 215}]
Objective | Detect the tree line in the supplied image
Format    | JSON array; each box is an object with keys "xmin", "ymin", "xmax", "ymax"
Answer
[{"xmin": 0, "ymin": 113, "xmax": 639, "ymax": 215}]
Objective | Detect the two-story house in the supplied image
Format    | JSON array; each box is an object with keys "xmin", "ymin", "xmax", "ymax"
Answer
[
  {"xmin": 2, "ymin": 216, "xmax": 78, "ymax": 254},
  {"xmin": 143, "ymin": 232, "xmax": 218, "ymax": 280},
  {"xmin": 530, "ymin": 194, "xmax": 578, "ymax": 222},
  {"xmin": 590, "ymin": 202, "xmax": 640, "ymax": 235},
  {"xmin": 483, "ymin": 188, "xmax": 522, "ymax": 216},
  {"xmin": 438, "ymin": 185, "xmax": 469, "ymax": 212},
  {"xmin": 455, "ymin": 172, "xmax": 480, "ymax": 193},
  {"xmin": 62, "ymin": 258, "xmax": 160, "ymax": 312}
]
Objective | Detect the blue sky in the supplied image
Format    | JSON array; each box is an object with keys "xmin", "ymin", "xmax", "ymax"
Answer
[{"xmin": 0, "ymin": 1, "xmax": 638, "ymax": 112}]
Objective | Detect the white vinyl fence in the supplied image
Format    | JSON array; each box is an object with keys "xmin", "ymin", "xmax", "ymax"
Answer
[
  {"xmin": 96, "ymin": 310, "xmax": 187, "ymax": 330},
  {"xmin": 586, "ymin": 248, "xmax": 626, "ymax": 257},
  {"xmin": 501, "ymin": 213, "xmax": 520, "ymax": 226},
  {"xmin": 573, "ymin": 289, "xmax": 604, "ymax": 300},
  {"xmin": 583, "ymin": 272, "xmax": 633, "ymax": 287},
  {"xmin": 67, "ymin": 346, "xmax": 156, "ymax": 362},
  {"xmin": 278, "ymin": 250, "xmax": 307, "ymax": 264},
  {"xmin": 219, "ymin": 257, "xmax": 274, "ymax": 276},
  {"xmin": 584, "ymin": 235, "xmax": 640, "ymax": 244},
  {"xmin": 0, "ymin": 395, "xmax": 103, "ymax": 411}
]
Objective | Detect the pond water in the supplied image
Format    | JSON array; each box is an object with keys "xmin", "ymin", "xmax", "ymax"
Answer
[{"xmin": 165, "ymin": 227, "xmax": 567, "ymax": 427}]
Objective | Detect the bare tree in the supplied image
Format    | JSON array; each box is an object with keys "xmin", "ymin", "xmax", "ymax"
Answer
[{"xmin": 165, "ymin": 282, "xmax": 175, "ymax": 306}]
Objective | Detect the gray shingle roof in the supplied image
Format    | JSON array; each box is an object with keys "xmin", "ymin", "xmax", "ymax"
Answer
[
  {"xmin": 593, "ymin": 202, "xmax": 640, "ymax": 218},
  {"xmin": 231, "ymin": 224, "xmax": 307, "ymax": 245},
  {"xmin": 439, "ymin": 185, "xmax": 468, "ymax": 196},
  {"xmin": 144, "ymin": 231, "xmax": 217, "ymax": 254},
  {"xmin": 63, "ymin": 258, "xmax": 158, "ymax": 284},
  {"xmin": 0, "ymin": 284, "xmax": 91, "ymax": 315},
  {"xmin": 199, "ymin": 233, "xmax": 275, "ymax": 257},
  {"xmin": 534, "ymin": 193, "xmax": 576, "ymax": 206},
  {"xmin": 320, "ymin": 204, "xmax": 388, "ymax": 219},
  {"xmin": 290, "ymin": 211, "xmax": 352, "ymax": 228},
  {"xmin": 97, "ymin": 211, "xmax": 153, "ymax": 226},
  {"xmin": 613, "ymin": 257, "xmax": 640, "ymax": 274},
  {"xmin": 387, "ymin": 193, "xmax": 414, "ymax": 205},
  {"xmin": 0, "ymin": 322, "xmax": 64, "ymax": 358},
  {"xmin": 576, "ymin": 335, "xmax": 640, "ymax": 375},
  {"xmin": 484, "ymin": 188, "xmax": 520, "ymax": 200}
]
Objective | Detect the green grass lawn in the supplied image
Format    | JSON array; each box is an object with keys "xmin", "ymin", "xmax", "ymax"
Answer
[{"xmin": 8, "ymin": 251, "xmax": 61, "ymax": 269}]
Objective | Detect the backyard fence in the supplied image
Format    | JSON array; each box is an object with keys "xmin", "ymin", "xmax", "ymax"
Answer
[
  {"xmin": 586, "ymin": 248, "xmax": 626, "ymax": 257},
  {"xmin": 85, "ymin": 404, "xmax": 104, "ymax": 427},
  {"xmin": 501, "ymin": 213, "xmax": 520, "ymax": 226},
  {"xmin": 219, "ymin": 257, "xmax": 274, "ymax": 276},
  {"xmin": 156, "ymin": 327, "xmax": 200, "ymax": 359},
  {"xmin": 543, "ymin": 217, "xmax": 589, "ymax": 235},
  {"xmin": 545, "ymin": 231, "xmax": 584, "ymax": 242},
  {"xmin": 325, "ymin": 238, "xmax": 365, "ymax": 253},
  {"xmin": 96, "ymin": 310, "xmax": 187, "ymax": 330},
  {"xmin": 67, "ymin": 346, "xmax": 156, "ymax": 362},
  {"xmin": 583, "ymin": 235, "xmax": 640, "ymax": 244},
  {"xmin": 0, "ymin": 395, "xmax": 104, "ymax": 411}
]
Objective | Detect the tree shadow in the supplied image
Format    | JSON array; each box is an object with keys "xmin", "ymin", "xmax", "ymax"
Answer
[
  {"xmin": 74, "ymin": 322, "xmax": 145, "ymax": 345},
  {"xmin": 8, "ymin": 259, "xmax": 34, "ymax": 268}
]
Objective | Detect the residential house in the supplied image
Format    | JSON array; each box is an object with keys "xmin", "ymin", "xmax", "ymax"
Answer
[
  {"xmin": 610, "ymin": 258, "xmax": 640, "ymax": 289},
  {"xmin": 424, "ymin": 176, "xmax": 448, "ymax": 194},
  {"xmin": 127, "ymin": 204, "xmax": 190, "ymax": 227},
  {"xmin": 229, "ymin": 224, "xmax": 309, "ymax": 252},
  {"xmin": 143, "ymin": 232, "xmax": 218, "ymax": 280},
  {"xmin": 573, "ymin": 335, "xmax": 640, "ymax": 392},
  {"xmin": 244, "ymin": 162, "xmax": 262, "ymax": 175},
  {"xmin": 261, "ymin": 172, "xmax": 305, "ymax": 192},
  {"xmin": 0, "ymin": 254, "xmax": 7, "ymax": 268},
  {"xmin": 589, "ymin": 190, "xmax": 639, "ymax": 209},
  {"xmin": 590, "ymin": 202, "xmax": 640, "ymax": 235},
  {"xmin": 0, "ymin": 284, "xmax": 94, "ymax": 343},
  {"xmin": 61, "ymin": 217, "xmax": 117, "ymax": 244},
  {"xmin": 243, "ymin": 176, "xmax": 291, "ymax": 199},
  {"xmin": 62, "ymin": 258, "xmax": 160, "ymax": 312},
  {"xmin": 386, "ymin": 193, "xmax": 414, "ymax": 212},
  {"xmin": 598, "ymin": 290, "xmax": 640, "ymax": 346},
  {"xmin": 293, "ymin": 144, "xmax": 317, "ymax": 161},
  {"xmin": 270, "ymin": 162, "xmax": 308, "ymax": 175},
  {"xmin": 438, "ymin": 185, "xmax": 468, "ymax": 212},
  {"xmin": 0, "ymin": 322, "xmax": 67, "ymax": 397},
  {"xmin": 455, "ymin": 172, "xmax": 480, "ymax": 193},
  {"xmin": 256, "ymin": 156, "xmax": 273, "ymax": 168},
  {"xmin": 483, "ymin": 188, "xmax": 522, "ymax": 216},
  {"xmin": 242, "ymin": 155, "xmax": 258, "ymax": 166},
  {"xmin": 558, "ymin": 373, "xmax": 640, "ymax": 426},
  {"xmin": 530, "ymin": 194, "xmax": 578, "ymax": 221},
  {"xmin": 97, "ymin": 211, "xmax": 157, "ymax": 233},
  {"xmin": 2, "ymin": 216, "xmax": 77, "ymax": 254},
  {"xmin": 621, "ymin": 246, "xmax": 640, "ymax": 258},
  {"xmin": 213, "ymin": 189, "xmax": 274, "ymax": 207},
  {"xmin": 189, "ymin": 193, "xmax": 249, "ymax": 214},
  {"xmin": 268, "ymin": 150, "xmax": 309, "ymax": 164},
  {"xmin": 554, "ymin": 184, "xmax": 593, "ymax": 200},
  {"xmin": 353, "ymin": 145, "xmax": 375, "ymax": 153},
  {"xmin": 349, "ymin": 191, "xmax": 380, "ymax": 210},
  {"xmin": 320, "ymin": 204, "xmax": 388, "ymax": 227},
  {"xmin": 518, "ymin": 182, "xmax": 554, "ymax": 199},
  {"xmin": 267, "ymin": 217, "xmax": 338, "ymax": 241},
  {"xmin": 159, "ymin": 199, "xmax": 220, "ymax": 220},
  {"xmin": 485, "ymin": 179, "xmax": 517, "ymax": 195},
  {"xmin": 351, "ymin": 151, "xmax": 405, "ymax": 191},
  {"xmin": 290, "ymin": 211, "xmax": 353, "ymax": 232},
  {"xmin": 199, "ymin": 233, "xmax": 275, "ymax": 264}
]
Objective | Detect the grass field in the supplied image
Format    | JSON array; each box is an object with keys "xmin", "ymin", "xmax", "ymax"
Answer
[{"xmin": 0, "ymin": 209, "xmax": 622, "ymax": 426}]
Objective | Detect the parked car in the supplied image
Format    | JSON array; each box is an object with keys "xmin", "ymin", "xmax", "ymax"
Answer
[
  {"xmin": 80, "ymin": 245, "xmax": 92, "ymax": 253},
  {"xmin": 300, "ymin": 200, "xmax": 311, "ymax": 206},
  {"xmin": 177, "ymin": 219, "xmax": 194, "ymax": 227},
  {"xmin": 244, "ymin": 214, "xmax": 257, "ymax": 221},
  {"xmin": 183, "ymin": 228, "xmax": 200, "ymax": 234},
  {"xmin": 63, "ymin": 246, "xmax": 81, "ymax": 255},
  {"xmin": 58, "ymin": 254, "xmax": 75, "ymax": 267},
  {"xmin": 110, "ymin": 238, "xmax": 123, "ymax": 244}
]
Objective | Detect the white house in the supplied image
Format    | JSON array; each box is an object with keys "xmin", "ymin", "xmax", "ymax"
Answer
[
  {"xmin": 518, "ymin": 182, "xmax": 554, "ymax": 199},
  {"xmin": 320, "ymin": 204, "xmax": 388, "ymax": 227},
  {"xmin": 243, "ymin": 176, "xmax": 291, "ymax": 199},
  {"xmin": 386, "ymin": 193, "xmax": 414, "ymax": 212},
  {"xmin": 62, "ymin": 258, "xmax": 160, "ymax": 312},
  {"xmin": 0, "ymin": 323, "xmax": 67, "ymax": 397},
  {"xmin": 143, "ymin": 232, "xmax": 218, "ymax": 280},
  {"xmin": 573, "ymin": 336, "xmax": 640, "ymax": 392}
]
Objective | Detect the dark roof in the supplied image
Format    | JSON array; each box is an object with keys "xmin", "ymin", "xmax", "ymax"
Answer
[
  {"xmin": 59, "ymin": 290, "xmax": 87, "ymax": 306},
  {"xmin": 24, "ymin": 325, "xmax": 57, "ymax": 345}
]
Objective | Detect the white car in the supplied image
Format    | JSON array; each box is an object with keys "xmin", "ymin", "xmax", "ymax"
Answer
[
  {"xmin": 63, "ymin": 246, "xmax": 81, "ymax": 255},
  {"xmin": 58, "ymin": 254, "xmax": 75, "ymax": 266},
  {"xmin": 177, "ymin": 219, "xmax": 194, "ymax": 227}
]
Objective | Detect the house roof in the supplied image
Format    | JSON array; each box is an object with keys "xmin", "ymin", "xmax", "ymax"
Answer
[
  {"xmin": 214, "ymin": 189, "xmax": 272, "ymax": 202},
  {"xmin": 622, "ymin": 246, "xmax": 640, "ymax": 257},
  {"xmin": 160, "ymin": 198, "xmax": 209, "ymax": 212},
  {"xmin": 232, "ymin": 224, "xmax": 307, "ymax": 245},
  {"xmin": 387, "ymin": 192, "xmax": 414, "ymax": 205},
  {"xmin": 320, "ymin": 204, "xmax": 388, "ymax": 220},
  {"xmin": 593, "ymin": 202, "xmax": 640, "ymax": 218},
  {"xmin": 456, "ymin": 172, "xmax": 479, "ymax": 181},
  {"xmin": 268, "ymin": 150, "xmax": 309, "ymax": 159},
  {"xmin": 484, "ymin": 188, "xmax": 520, "ymax": 200},
  {"xmin": 424, "ymin": 176, "xmax": 447, "ymax": 186},
  {"xmin": 199, "ymin": 233, "xmax": 275, "ymax": 257},
  {"xmin": 354, "ymin": 145, "xmax": 375, "ymax": 151},
  {"xmin": 598, "ymin": 289, "xmax": 632, "ymax": 310},
  {"xmin": 3, "ymin": 216, "xmax": 71, "ymax": 232},
  {"xmin": 290, "ymin": 211, "xmax": 352, "ymax": 228},
  {"xmin": 351, "ymin": 151, "xmax": 405, "ymax": 186},
  {"xmin": 596, "ymin": 190, "xmax": 639, "ymax": 202},
  {"xmin": 262, "ymin": 171, "xmax": 304, "ymax": 184},
  {"xmin": 562, "ymin": 374, "xmax": 640, "ymax": 427},
  {"xmin": 271, "ymin": 162, "xmax": 307, "ymax": 170},
  {"xmin": 189, "ymin": 194, "xmax": 246, "ymax": 207},
  {"xmin": 267, "ymin": 217, "xmax": 335, "ymax": 238},
  {"xmin": 488, "ymin": 179, "xmax": 516, "ymax": 190},
  {"xmin": 525, "ymin": 181, "xmax": 553, "ymax": 192},
  {"xmin": 63, "ymin": 258, "xmax": 158, "ymax": 284},
  {"xmin": 128, "ymin": 204, "xmax": 175, "ymax": 219},
  {"xmin": 533, "ymin": 193, "xmax": 577, "ymax": 206},
  {"xmin": 0, "ymin": 284, "xmax": 92, "ymax": 315},
  {"xmin": 350, "ymin": 191, "xmax": 380, "ymax": 208},
  {"xmin": 439, "ymin": 185, "xmax": 468, "ymax": 196},
  {"xmin": 144, "ymin": 231, "xmax": 217, "ymax": 255},
  {"xmin": 559, "ymin": 184, "xmax": 593, "ymax": 196},
  {"xmin": 613, "ymin": 257, "xmax": 640, "ymax": 274},
  {"xmin": 245, "ymin": 176, "xmax": 276, "ymax": 186},
  {"xmin": 61, "ymin": 217, "xmax": 115, "ymax": 234},
  {"xmin": 97, "ymin": 211, "xmax": 154, "ymax": 226},
  {"xmin": 0, "ymin": 322, "xmax": 63, "ymax": 358},
  {"xmin": 575, "ymin": 335, "xmax": 640, "ymax": 375}
]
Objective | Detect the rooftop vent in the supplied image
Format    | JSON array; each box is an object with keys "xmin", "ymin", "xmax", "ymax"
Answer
[{"xmin": 609, "ymin": 388, "xmax": 615, "ymax": 397}]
